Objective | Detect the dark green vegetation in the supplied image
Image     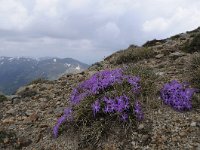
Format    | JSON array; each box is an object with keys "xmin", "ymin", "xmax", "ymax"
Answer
[
  {"xmin": 189, "ymin": 53, "xmax": 200, "ymax": 88},
  {"xmin": 17, "ymin": 87, "xmax": 37, "ymax": 98},
  {"xmin": 188, "ymin": 54, "xmax": 200, "ymax": 109},
  {"xmin": 170, "ymin": 34, "xmax": 181, "ymax": 40},
  {"xmin": 0, "ymin": 130, "xmax": 32, "ymax": 149},
  {"xmin": 0, "ymin": 94, "xmax": 7, "ymax": 103},
  {"xmin": 0, "ymin": 57, "xmax": 89, "ymax": 94},
  {"xmin": 183, "ymin": 33, "xmax": 200, "ymax": 53},
  {"xmin": 0, "ymin": 130, "xmax": 17, "ymax": 149},
  {"xmin": 113, "ymin": 47, "xmax": 155, "ymax": 64},
  {"xmin": 28, "ymin": 78, "xmax": 48, "ymax": 85},
  {"xmin": 143, "ymin": 39, "xmax": 166, "ymax": 47}
]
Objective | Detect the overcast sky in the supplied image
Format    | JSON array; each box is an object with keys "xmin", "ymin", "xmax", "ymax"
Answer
[{"xmin": 1, "ymin": 0, "xmax": 200, "ymax": 64}]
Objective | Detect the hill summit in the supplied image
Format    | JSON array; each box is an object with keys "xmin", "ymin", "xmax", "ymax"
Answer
[{"xmin": 0, "ymin": 27, "xmax": 200, "ymax": 149}]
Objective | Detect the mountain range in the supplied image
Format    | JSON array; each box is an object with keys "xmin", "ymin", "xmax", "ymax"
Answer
[{"xmin": 0, "ymin": 57, "xmax": 89, "ymax": 94}]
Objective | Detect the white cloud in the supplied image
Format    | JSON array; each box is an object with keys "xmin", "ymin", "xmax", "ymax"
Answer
[
  {"xmin": 143, "ymin": 18, "xmax": 169, "ymax": 32},
  {"xmin": 34, "ymin": 0, "xmax": 59, "ymax": 17},
  {"xmin": 0, "ymin": 0, "xmax": 29, "ymax": 30},
  {"xmin": 142, "ymin": 6, "xmax": 200, "ymax": 38},
  {"xmin": 97, "ymin": 22, "xmax": 120, "ymax": 39}
]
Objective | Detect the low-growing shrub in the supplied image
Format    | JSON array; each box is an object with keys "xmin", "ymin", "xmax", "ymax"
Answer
[
  {"xmin": 0, "ymin": 94, "xmax": 7, "ymax": 103},
  {"xmin": 182, "ymin": 33, "xmax": 200, "ymax": 53},
  {"xmin": 53, "ymin": 68, "xmax": 144, "ymax": 147},
  {"xmin": 160, "ymin": 80, "xmax": 198, "ymax": 111},
  {"xmin": 189, "ymin": 54, "xmax": 200, "ymax": 88},
  {"xmin": 124, "ymin": 65, "xmax": 158, "ymax": 97},
  {"xmin": 18, "ymin": 88, "xmax": 37, "ymax": 98},
  {"xmin": 192, "ymin": 94, "xmax": 200, "ymax": 110},
  {"xmin": 114, "ymin": 47, "xmax": 155, "ymax": 64},
  {"xmin": 143, "ymin": 39, "xmax": 166, "ymax": 47},
  {"xmin": 170, "ymin": 34, "xmax": 181, "ymax": 40},
  {"xmin": 124, "ymin": 65, "xmax": 160, "ymax": 109},
  {"xmin": 28, "ymin": 78, "xmax": 48, "ymax": 85},
  {"xmin": 0, "ymin": 130, "xmax": 17, "ymax": 149}
]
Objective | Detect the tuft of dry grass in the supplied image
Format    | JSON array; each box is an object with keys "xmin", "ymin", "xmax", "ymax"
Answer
[
  {"xmin": 124, "ymin": 65, "xmax": 162, "ymax": 110},
  {"xmin": 0, "ymin": 94, "xmax": 7, "ymax": 103},
  {"xmin": 124, "ymin": 65, "xmax": 158, "ymax": 98},
  {"xmin": 187, "ymin": 53, "xmax": 200, "ymax": 111},
  {"xmin": 188, "ymin": 53, "xmax": 200, "ymax": 88},
  {"xmin": 18, "ymin": 87, "xmax": 37, "ymax": 98},
  {"xmin": 113, "ymin": 47, "xmax": 155, "ymax": 64},
  {"xmin": 182, "ymin": 33, "xmax": 200, "ymax": 53},
  {"xmin": 143, "ymin": 39, "xmax": 166, "ymax": 47},
  {"xmin": 28, "ymin": 78, "xmax": 48, "ymax": 85}
]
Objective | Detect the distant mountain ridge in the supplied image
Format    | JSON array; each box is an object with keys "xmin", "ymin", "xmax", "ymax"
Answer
[{"xmin": 0, "ymin": 56, "xmax": 89, "ymax": 94}]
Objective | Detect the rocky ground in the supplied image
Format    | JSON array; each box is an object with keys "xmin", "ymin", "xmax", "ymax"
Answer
[{"xmin": 0, "ymin": 29, "xmax": 200, "ymax": 150}]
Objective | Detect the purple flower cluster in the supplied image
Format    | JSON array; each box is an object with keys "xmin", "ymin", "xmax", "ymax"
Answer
[
  {"xmin": 70, "ymin": 69, "xmax": 140, "ymax": 105},
  {"xmin": 53, "ymin": 68, "xmax": 142, "ymax": 138},
  {"xmin": 92, "ymin": 95, "xmax": 143, "ymax": 122},
  {"xmin": 53, "ymin": 108, "xmax": 72, "ymax": 138},
  {"xmin": 134, "ymin": 101, "xmax": 144, "ymax": 121},
  {"xmin": 160, "ymin": 80, "xmax": 197, "ymax": 111},
  {"xmin": 124, "ymin": 75, "xmax": 141, "ymax": 94}
]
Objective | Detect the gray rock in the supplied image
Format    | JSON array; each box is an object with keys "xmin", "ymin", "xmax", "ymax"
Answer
[
  {"xmin": 190, "ymin": 122, "xmax": 196, "ymax": 127},
  {"xmin": 8, "ymin": 124, "xmax": 17, "ymax": 130},
  {"xmin": 6, "ymin": 108, "xmax": 16, "ymax": 115},
  {"xmin": 169, "ymin": 52, "xmax": 185, "ymax": 58},
  {"xmin": 138, "ymin": 124, "xmax": 144, "ymax": 130},
  {"xmin": 156, "ymin": 72, "xmax": 165, "ymax": 76},
  {"xmin": 26, "ymin": 110, "xmax": 34, "ymax": 116},
  {"xmin": 54, "ymin": 107, "xmax": 65, "ymax": 115},
  {"xmin": 155, "ymin": 54, "xmax": 164, "ymax": 59}
]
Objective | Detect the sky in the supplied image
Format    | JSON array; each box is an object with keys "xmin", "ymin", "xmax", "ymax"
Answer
[{"xmin": 1, "ymin": 0, "xmax": 200, "ymax": 64}]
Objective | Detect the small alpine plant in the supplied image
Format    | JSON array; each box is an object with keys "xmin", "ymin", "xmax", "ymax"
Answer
[
  {"xmin": 53, "ymin": 68, "xmax": 144, "ymax": 138},
  {"xmin": 160, "ymin": 80, "xmax": 198, "ymax": 111}
]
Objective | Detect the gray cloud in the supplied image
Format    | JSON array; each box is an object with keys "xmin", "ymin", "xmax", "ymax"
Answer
[{"xmin": 0, "ymin": 0, "xmax": 200, "ymax": 64}]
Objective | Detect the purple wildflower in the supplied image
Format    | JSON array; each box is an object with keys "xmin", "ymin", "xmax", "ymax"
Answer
[
  {"xmin": 103, "ymin": 97, "xmax": 116, "ymax": 113},
  {"xmin": 53, "ymin": 115, "xmax": 67, "ymax": 138},
  {"xmin": 134, "ymin": 101, "xmax": 144, "ymax": 121},
  {"xmin": 124, "ymin": 75, "xmax": 141, "ymax": 93},
  {"xmin": 92, "ymin": 100, "xmax": 101, "ymax": 116},
  {"xmin": 69, "ymin": 69, "xmax": 125, "ymax": 105},
  {"xmin": 160, "ymin": 80, "xmax": 197, "ymax": 111},
  {"xmin": 53, "ymin": 107, "xmax": 73, "ymax": 138},
  {"xmin": 121, "ymin": 113, "xmax": 128, "ymax": 122},
  {"xmin": 53, "ymin": 125, "xmax": 59, "ymax": 138},
  {"xmin": 115, "ymin": 95, "xmax": 130, "ymax": 112}
]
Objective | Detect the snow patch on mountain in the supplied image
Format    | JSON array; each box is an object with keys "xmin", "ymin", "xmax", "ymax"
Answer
[
  {"xmin": 64, "ymin": 63, "xmax": 71, "ymax": 67},
  {"xmin": 76, "ymin": 65, "xmax": 80, "ymax": 70}
]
